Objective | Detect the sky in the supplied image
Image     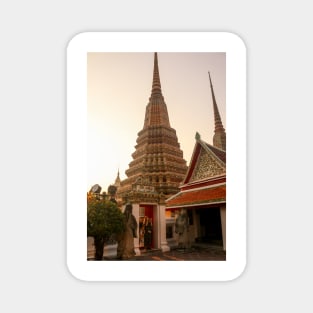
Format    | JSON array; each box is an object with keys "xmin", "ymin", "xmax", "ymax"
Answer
[{"xmin": 87, "ymin": 52, "xmax": 226, "ymax": 193}]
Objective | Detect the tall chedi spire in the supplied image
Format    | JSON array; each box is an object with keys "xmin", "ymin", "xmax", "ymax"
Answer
[
  {"xmin": 209, "ymin": 72, "xmax": 226, "ymax": 151},
  {"xmin": 143, "ymin": 52, "xmax": 171, "ymax": 128},
  {"xmin": 118, "ymin": 53, "xmax": 187, "ymax": 200},
  {"xmin": 151, "ymin": 52, "xmax": 162, "ymax": 96}
]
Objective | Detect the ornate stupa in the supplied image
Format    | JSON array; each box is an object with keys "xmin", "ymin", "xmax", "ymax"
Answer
[
  {"xmin": 118, "ymin": 53, "xmax": 188, "ymax": 203},
  {"xmin": 209, "ymin": 72, "xmax": 226, "ymax": 151}
]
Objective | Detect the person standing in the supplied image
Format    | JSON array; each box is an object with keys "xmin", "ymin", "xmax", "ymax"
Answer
[{"xmin": 144, "ymin": 218, "xmax": 153, "ymax": 250}]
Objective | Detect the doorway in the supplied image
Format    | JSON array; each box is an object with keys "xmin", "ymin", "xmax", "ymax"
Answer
[
  {"xmin": 198, "ymin": 207, "xmax": 223, "ymax": 245},
  {"xmin": 139, "ymin": 205, "xmax": 154, "ymax": 249}
]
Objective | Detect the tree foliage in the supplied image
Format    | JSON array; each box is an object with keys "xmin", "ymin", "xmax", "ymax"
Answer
[{"xmin": 87, "ymin": 195, "xmax": 125, "ymax": 259}]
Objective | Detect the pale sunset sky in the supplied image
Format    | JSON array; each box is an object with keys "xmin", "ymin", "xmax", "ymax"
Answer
[{"xmin": 87, "ymin": 52, "xmax": 226, "ymax": 193}]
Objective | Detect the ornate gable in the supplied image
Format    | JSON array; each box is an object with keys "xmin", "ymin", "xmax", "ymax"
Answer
[
  {"xmin": 189, "ymin": 146, "xmax": 225, "ymax": 182},
  {"xmin": 182, "ymin": 133, "xmax": 226, "ymax": 185}
]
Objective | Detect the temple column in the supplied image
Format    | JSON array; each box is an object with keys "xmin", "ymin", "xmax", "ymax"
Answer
[
  {"xmin": 159, "ymin": 203, "xmax": 170, "ymax": 252},
  {"xmin": 220, "ymin": 205, "xmax": 226, "ymax": 251},
  {"xmin": 131, "ymin": 202, "xmax": 141, "ymax": 256}
]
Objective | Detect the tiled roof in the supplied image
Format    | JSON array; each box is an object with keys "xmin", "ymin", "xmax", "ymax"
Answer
[{"xmin": 166, "ymin": 185, "xmax": 226, "ymax": 208}]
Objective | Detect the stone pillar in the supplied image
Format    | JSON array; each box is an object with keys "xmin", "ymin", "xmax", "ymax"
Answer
[
  {"xmin": 220, "ymin": 205, "xmax": 226, "ymax": 251},
  {"xmin": 194, "ymin": 209, "xmax": 201, "ymax": 240},
  {"xmin": 159, "ymin": 203, "xmax": 170, "ymax": 252},
  {"xmin": 131, "ymin": 202, "xmax": 141, "ymax": 256}
]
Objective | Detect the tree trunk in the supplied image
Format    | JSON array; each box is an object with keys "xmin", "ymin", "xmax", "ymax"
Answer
[{"xmin": 94, "ymin": 236, "xmax": 105, "ymax": 260}]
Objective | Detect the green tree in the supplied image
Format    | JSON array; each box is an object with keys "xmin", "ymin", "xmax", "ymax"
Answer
[{"xmin": 87, "ymin": 195, "xmax": 125, "ymax": 260}]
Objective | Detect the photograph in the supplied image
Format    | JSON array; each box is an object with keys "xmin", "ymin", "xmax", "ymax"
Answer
[{"xmin": 86, "ymin": 52, "xmax": 226, "ymax": 262}]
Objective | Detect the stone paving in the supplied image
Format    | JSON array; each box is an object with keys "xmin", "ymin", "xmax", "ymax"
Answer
[
  {"xmin": 101, "ymin": 244, "xmax": 226, "ymax": 261},
  {"xmin": 135, "ymin": 245, "xmax": 226, "ymax": 261}
]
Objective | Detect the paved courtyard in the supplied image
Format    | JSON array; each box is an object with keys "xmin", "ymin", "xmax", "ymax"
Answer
[
  {"xmin": 135, "ymin": 245, "xmax": 226, "ymax": 261},
  {"xmin": 100, "ymin": 244, "xmax": 226, "ymax": 261}
]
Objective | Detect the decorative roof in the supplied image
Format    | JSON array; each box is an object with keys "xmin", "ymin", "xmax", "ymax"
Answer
[
  {"xmin": 183, "ymin": 133, "xmax": 226, "ymax": 185},
  {"xmin": 166, "ymin": 185, "xmax": 226, "ymax": 208},
  {"xmin": 164, "ymin": 72, "xmax": 227, "ymax": 210},
  {"xmin": 205, "ymin": 142, "xmax": 226, "ymax": 164}
]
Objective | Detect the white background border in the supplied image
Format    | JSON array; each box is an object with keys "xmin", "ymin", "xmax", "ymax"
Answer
[
  {"xmin": 67, "ymin": 32, "xmax": 246, "ymax": 281},
  {"xmin": 2, "ymin": 0, "xmax": 311, "ymax": 309}
]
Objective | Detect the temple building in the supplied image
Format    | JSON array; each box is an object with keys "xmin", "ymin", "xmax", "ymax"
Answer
[
  {"xmin": 166, "ymin": 72, "xmax": 226, "ymax": 251},
  {"xmin": 117, "ymin": 52, "xmax": 188, "ymax": 254}
]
